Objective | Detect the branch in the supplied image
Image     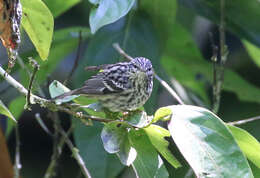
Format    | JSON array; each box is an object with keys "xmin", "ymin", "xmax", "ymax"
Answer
[
  {"xmin": 212, "ymin": 0, "xmax": 228, "ymax": 113},
  {"xmin": 228, "ymin": 116, "xmax": 260, "ymax": 126},
  {"xmin": 57, "ymin": 123, "xmax": 92, "ymax": 178},
  {"xmin": 113, "ymin": 43, "xmax": 185, "ymax": 105},
  {"xmin": 0, "ymin": 65, "xmax": 114, "ymax": 123},
  {"xmin": 26, "ymin": 58, "xmax": 40, "ymax": 109}
]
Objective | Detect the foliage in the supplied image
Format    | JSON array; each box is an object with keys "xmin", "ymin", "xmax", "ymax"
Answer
[{"xmin": 0, "ymin": 0, "xmax": 260, "ymax": 178}]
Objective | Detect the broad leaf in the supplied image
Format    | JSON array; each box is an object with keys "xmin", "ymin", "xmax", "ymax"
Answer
[
  {"xmin": 129, "ymin": 129, "xmax": 159, "ymax": 178},
  {"xmin": 73, "ymin": 121, "xmax": 124, "ymax": 178},
  {"xmin": 101, "ymin": 121, "xmax": 128, "ymax": 153},
  {"xmin": 228, "ymin": 125, "xmax": 260, "ymax": 168},
  {"xmin": 144, "ymin": 124, "xmax": 181, "ymax": 168},
  {"xmin": 243, "ymin": 40, "xmax": 260, "ymax": 68},
  {"xmin": 0, "ymin": 100, "xmax": 16, "ymax": 122},
  {"xmin": 21, "ymin": 0, "xmax": 54, "ymax": 60},
  {"xmin": 167, "ymin": 105, "xmax": 253, "ymax": 178},
  {"xmin": 44, "ymin": 0, "xmax": 81, "ymax": 18},
  {"xmin": 180, "ymin": 0, "xmax": 260, "ymax": 46},
  {"xmin": 89, "ymin": 0, "xmax": 135, "ymax": 33}
]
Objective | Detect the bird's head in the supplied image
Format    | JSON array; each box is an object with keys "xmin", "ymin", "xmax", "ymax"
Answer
[{"xmin": 132, "ymin": 57, "xmax": 154, "ymax": 79}]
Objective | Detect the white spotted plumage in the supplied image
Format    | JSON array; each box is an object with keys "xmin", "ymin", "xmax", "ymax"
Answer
[{"xmin": 55, "ymin": 57, "xmax": 154, "ymax": 112}]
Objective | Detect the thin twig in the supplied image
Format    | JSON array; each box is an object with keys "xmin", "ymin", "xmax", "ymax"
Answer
[
  {"xmin": 212, "ymin": 0, "xmax": 228, "ymax": 113},
  {"xmin": 64, "ymin": 31, "xmax": 83, "ymax": 85},
  {"xmin": 57, "ymin": 123, "xmax": 92, "ymax": 178},
  {"xmin": 14, "ymin": 125, "xmax": 21, "ymax": 178},
  {"xmin": 44, "ymin": 112, "xmax": 61, "ymax": 178},
  {"xmin": 35, "ymin": 113, "xmax": 53, "ymax": 136},
  {"xmin": 228, "ymin": 116, "xmax": 260, "ymax": 126},
  {"xmin": 26, "ymin": 58, "xmax": 40, "ymax": 109},
  {"xmin": 113, "ymin": 43, "xmax": 185, "ymax": 105}
]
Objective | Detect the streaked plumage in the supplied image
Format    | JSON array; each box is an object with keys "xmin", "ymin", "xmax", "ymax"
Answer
[{"xmin": 55, "ymin": 57, "xmax": 154, "ymax": 112}]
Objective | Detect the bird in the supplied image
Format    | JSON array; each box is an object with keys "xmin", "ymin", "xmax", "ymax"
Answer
[{"xmin": 54, "ymin": 57, "xmax": 154, "ymax": 112}]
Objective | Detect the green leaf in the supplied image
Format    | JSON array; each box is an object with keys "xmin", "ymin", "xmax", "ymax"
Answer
[
  {"xmin": 6, "ymin": 97, "xmax": 26, "ymax": 136},
  {"xmin": 129, "ymin": 129, "xmax": 159, "ymax": 178},
  {"xmin": 116, "ymin": 134, "xmax": 137, "ymax": 166},
  {"xmin": 228, "ymin": 125, "xmax": 260, "ymax": 168},
  {"xmin": 101, "ymin": 121, "xmax": 128, "ymax": 153},
  {"xmin": 89, "ymin": 0, "xmax": 135, "ymax": 33},
  {"xmin": 21, "ymin": 0, "xmax": 54, "ymax": 60},
  {"xmin": 153, "ymin": 107, "xmax": 172, "ymax": 123},
  {"xmin": 167, "ymin": 105, "xmax": 253, "ymax": 178},
  {"xmin": 0, "ymin": 100, "xmax": 16, "ymax": 122},
  {"xmin": 243, "ymin": 40, "xmax": 260, "ymax": 68},
  {"xmin": 44, "ymin": 0, "xmax": 81, "ymax": 18},
  {"xmin": 49, "ymin": 80, "xmax": 79, "ymax": 103},
  {"xmin": 125, "ymin": 111, "xmax": 152, "ymax": 128},
  {"xmin": 73, "ymin": 120, "xmax": 124, "ymax": 178},
  {"xmin": 144, "ymin": 124, "xmax": 181, "ymax": 168},
  {"xmin": 155, "ymin": 157, "xmax": 170, "ymax": 178},
  {"xmin": 164, "ymin": 22, "xmax": 260, "ymax": 104},
  {"xmin": 180, "ymin": 0, "xmax": 260, "ymax": 46}
]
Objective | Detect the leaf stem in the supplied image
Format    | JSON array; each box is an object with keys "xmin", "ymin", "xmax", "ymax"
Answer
[{"xmin": 228, "ymin": 116, "xmax": 260, "ymax": 126}]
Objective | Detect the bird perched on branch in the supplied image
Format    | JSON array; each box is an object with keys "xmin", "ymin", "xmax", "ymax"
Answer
[{"xmin": 55, "ymin": 57, "xmax": 154, "ymax": 112}]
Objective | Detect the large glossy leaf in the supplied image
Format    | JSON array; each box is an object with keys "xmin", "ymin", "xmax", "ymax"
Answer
[
  {"xmin": 73, "ymin": 120, "xmax": 124, "ymax": 178},
  {"xmin": 180, "ymin": 0, "xmax": 260, "ymax": 46},
  {"xmin": 144, "ymin": 124, "xmax": 181, "ymax": 168},
  {"xmin": 89, "ymin": 0, "xmax": 135, "ymax": 34},
  {"xmin": 228, "ymin": 125, "xmax": 260, "ymax": 168},
  {"xmin": 164, "ymin": 23, "xmax": 260, "ymax": 104},
  {"xmin": 167, "ymin": 105, "xmax": 253, "ymax": 178},
  {"xmin": 21, "ymin": 0, "xmax": 54, "ymax": 60},
  {"xmin": 243, "ymin": 40, "xmax": 260, "ymax": 68},
  {"xmin": 129, "ymin": 129, "xmax": 159, "ymax": 178},
  {"xmin": 0, "ymin": 100, "xmax": 16, "ymax": 122},
  {"xmin": 44, "ymin": 0, "xmax": 81, "ymax": 18}
]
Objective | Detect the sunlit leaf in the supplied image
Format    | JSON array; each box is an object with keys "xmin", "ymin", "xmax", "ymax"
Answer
[
  {"xmin": 144, "ymin": 124, "xmax": 181, "ymax": 168},
  {"xmin": 228, "ymin": 125, "xmax": 260, "ymax": 168},
  {"xmin": 168, "ymin": 105, "xmax": 253, "ymax": 178},
  {"xmin": 21, "ymin": 0, "xmax": 54, "ymax": 60},
  {"xmin": 153, "ymin": 107, "xmax": 172, "ymax": 123},
  {"xmin": 89, "ymin": 0, "xmax": 135, "ymax": 33}
]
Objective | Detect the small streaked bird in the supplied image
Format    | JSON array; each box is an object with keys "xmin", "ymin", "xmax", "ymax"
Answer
[{"xmin": 55, "ymin": 57, "xmax": 154, "ymax": 112}]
